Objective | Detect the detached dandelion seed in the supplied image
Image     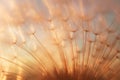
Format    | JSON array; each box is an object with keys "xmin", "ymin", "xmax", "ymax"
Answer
[{"xmin": 0, "ymin": 0, "xmax": 120, "ymax": 80}]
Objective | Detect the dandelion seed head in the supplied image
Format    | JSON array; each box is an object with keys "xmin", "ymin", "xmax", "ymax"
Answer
[{"xmin": 0, "ymin": 0, "xmax": 120, "ymax": 80}]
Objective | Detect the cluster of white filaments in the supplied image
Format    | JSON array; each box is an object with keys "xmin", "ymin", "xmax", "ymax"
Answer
[{"xmin": 0, "ymin": 0, "xmax": 120, "ymax": 80}]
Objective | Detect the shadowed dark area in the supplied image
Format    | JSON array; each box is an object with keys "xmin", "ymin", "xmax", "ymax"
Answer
[{"xmin": 23, "ymin": 65, "xmax": 106, "ymax": 80}]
